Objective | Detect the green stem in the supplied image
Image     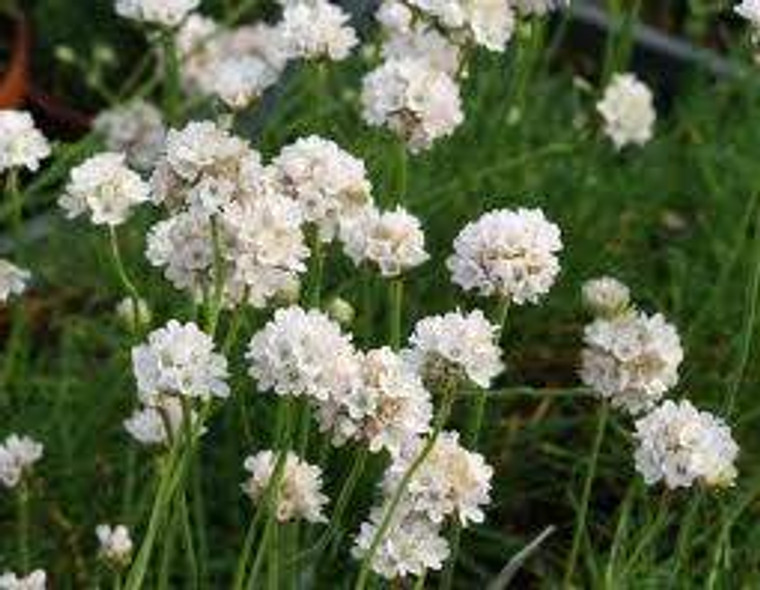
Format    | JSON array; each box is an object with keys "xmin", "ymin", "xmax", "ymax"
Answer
[
  {"xmin": 355, "ymin": 385, "xmax": 458, "ymax": 590},
  {"xmin": 563, "ymin": 403, "xmax": 610, "ymax": 588},
  {"xmin": 6, "ymin": 169, "xmax": 23, "ymax": 255},
  {"xmin": 267, "ymin": 519, "xmax": 280, "ymax": 590},
  {"xmin": 232, "ymin": 513, "xmax": 261, "ymax": 590},
  {"xmin": 17, "ymin": 477, "xmax": 30, "ymax": 571},
  {"xmin": 396, "ymin": 140, "xmax": 407, "ymax": 206},
  {"xmin": 389, "ymin": 279, "xmax": 404, "ymax": 351},
  {"xmin": 157, "ymin": 502, "xmax": 180, "ymax": 590},
  {"xmin": 108, "ymin": 226, "xmax": 143, "ymax": 334},
  {"xmin": 179, "ymin": 493, "xmax": 199, "ymax": 590},
  {"xmin": 206, "ymin": 217, "xmax": 226, "ymax": 337},
  {"xmin": 308, "ymin": 233, "xmax": 325, "ymax": 309},
  {"xmin": 161, "ymin": 30, "xmax": 181, "ymax": 126}
]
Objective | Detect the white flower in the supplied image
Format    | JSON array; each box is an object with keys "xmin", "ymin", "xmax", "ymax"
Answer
[
  {"xmin": 0, "ymin": 111, "xmax": 50, "ymax": 173},
  {"xmin": 581, "ymin": 311, "xmax": 683, "ymax": 414},
  {"xmin": 132, "ymin": 320, "xmax": 229, "ymax": 403},
  {"xmin": 447, "ymin": 208, "xmax": 563, "ymax": 305},
  {"xmin": 273, "ymin": 135, "xmax": 372, "ymax": 241},
  {"xmin": 597, "ymin": 73, "xmax": 656, "ymax": 149},
  {"xmin": 96, "ymin": 524, "xmax": 133, "ymax": 568},
  {"xmin": 352, "ymin": 504, "xmax": 450, "ymax": 579},
  {"xmin": 242, "ymin": 450, "xmax": 329, "ymax": 523},
  {"xmin": 384, "ymin": 431, "xmax": 493, "ymax": 526},
  {"xmin": 115, "ymin": 297, "xmax": 152, "ymax": 331},
  {"xmin": 407, "ymin": 0, "xmax": 515, "ymax": 51},
  {"xmin": 0, "ymin": 434, "xmax": 43, "ymax": 489},
  {"xmin": 115, "ymin": 0, "xmax": 198, "ymax": 27},
  {"xmin": 634, "ymin": 400, "xmax": 739, "ymax": 489},
  {"xmin": 376, "ymin": 0, "xmax": 413, "ymax": 34},
  {"xmin": 0, "ymin": 570, "xmax": 46, "ymax": 590},
  {"xmin": 124, "ymin": 397, "xmax": 201, "ymax": 446},
  {"xmin": 361, "ymin": 58, "xmax": 464, "ymax": 153},
  {"xmin": 582, "ymin": 277, "xmax": 631, "ymax": 318},
  {"xmin": 341, "ymin": 206, "xmax": 429, "ymax": 277},
  {"xmin": 59, "ymin": 153, "xmax": 149, "ymax": 226},
  {"xmin": 405, "ymin": 310, "xmax": 504, "ymax": 388},
  {"xmin": 317, "ymin": 347, "xmax": 433, "ymax": 455},
  {"xmin": 221, "ymin": 193, "xmax": 310, "ymax": 308},
  {"xmin": 382, "ymin": 24, "xmax": 461, "ymax": 76},
  {"xmin": 0, "ymin": 260, "xmax": 30, "ymax": 303},
  {"xmin": 94, "ymin": 101, "xmax": 165, "ymax": 172},
  {"xmin": 246, "ymin": 306, "xmax": 361, "ymax": 402},
  {"xmin": 735, "ymin": 0, "xmax": 760, "ymax": 28},
  {"xmin": 513, "ymin": 0, "xmax": 569, "ymax": 15},
  {"xmin": 279, "ymin": 0, "xmax": 358, "ymax": 61},
  {"xmin": 211, "ymin": 55, "xmax": 281, "ymax": 109}
]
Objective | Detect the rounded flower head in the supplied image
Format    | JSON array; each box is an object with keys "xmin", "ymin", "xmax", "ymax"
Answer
[
  {"xmin": 273, "ymin": 135, "xmax": 372, "ymax": 241},
  {"xmin": 405, "ymin": 309, "xmax": 504, "ymax": 389},
  {"xmin": 597, "ymin": 73, "xmax": 656, "ymax": 149},
  {"xmin": 735, "ymin": 0, "xmax": 760, "ymax": 28},
  {"xmin": 115, "ymin": 0, "xmax": 199, "ymax": 27},
  {"xmin": 341, "ymin": 206, "xmax": 429, "ymax": 277},
  {"xmin": 0, "ymin": 570, "xmax": 46, "ymax": 590},
  {"xmin": 59, "ymin": 152, "xmax": 149, "ymax": 226},
  {"xmin": 132, "ymin": 320, "xmax": 229, "ymax": 403},
  {"xmin": 381, "ymin": 23, "xmax": 461, "ymax": 76},
  {"xmin": 246, "ymin": 306, "xmax": 361, "ymax": 402},
  {"xmin": 0, "ymin": 260, "xmax": 31, "ymax": 304},
  {"xmin": 0, "ymin": 434, "xmax": 43, "ymax": 489},
  {"xmin": 634, "ymin": 400, "xmax": 739, "ymax": 489},
  {"xmin": 582, "ymin": 276, "xmax": 631, "ymax": 318},
  {"xmin": 581, "ymin": 311, "xmax": 683, "ymax": 414},
  {"xmin": 96, "ymin": 524, "xmax": 133, "ymax": 569},
  {"xmin": 352, "ymin": 504, "xmax": 450, "ymax": 579},
  {"xmin": 385, "ymin": 431, "xmax": 493, "ymax": 526},
  {"xmin": 0, "ymin": 110, "xmax": 50, "ymax": 172},
  {"xmin": 124, "ymin": 396, "xmax": 202, "ymax": 446},
  {"xmin": 317, "ymin": 347, "xmax": 433, "ymax": 455},
  {"xmin": 242, "ymin": 450, "xmax": 329, "ymax": 523},
  {"xmin": 211, "ymin": 55, "xmax": 281, "ymax": 110},
  {"xmin": 361, "ymin": 58, "xmax": 463, "ymax": 153},
  {"xmin": 279, "ymin": 0, "xmax": 358, "ymax": 61},
  {"xmin": 94, "ymin": 101, "xmax": 166, "ymax": 172},
  {"xmin": 448, "ymin": 208, "xmax": 563, "ymax": 305}
]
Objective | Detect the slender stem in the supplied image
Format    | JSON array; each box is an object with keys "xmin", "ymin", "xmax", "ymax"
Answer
[
  {"xmin": 232, "ymin": 514, "xmax": 260, "ymax": 590},
  {"xmin": 267, "ymin": 519, "xmax": 280, "ymax": 590},
  {"xmin": 157, "ymin": 501, "xmax": 180, "ymax": 590},
  {"xmin": 206, "ymin": 217, "xmax": 226, "ymax": 337},
  {"xmin": 563, "ymin": 403, "xmax": 610, "ymax": 588},
  {"xmin": 191, "ymin": 456, "xmax": 209, "ymax": 587},
  {"xmin": 355, "ymin": 385, "xmax": 458, "ymax": 590},
  {"xmin": 389, "ymin": 279, "xmax": 404, "ymax": 351},
  {"xmin": 161, "ymin": 30, "xmax": 181, "ymax": 126},
  {"xmin": 179, "ymin": 493, "xmax": 199, "ymax": 590},
  {"xmin": 113, "ymin": 573, "xmax": 123, "ymax": 590},
  {"xmin": 108, "ymin": 226, "xmax": 143, "ymax": 334},
  {"xmin": 413, "ymin": 571, "xmax": 428, "ymax": 590},
  {"xmin": 17, "ymin": 477, "xmax": 30, "ymax": 571},
  {"xmin": 308, "ymin": 233, "xmax": 325, "ymax": 309},
  {"xmin": 7, "ymin": 169, "xmax": 23, "ymax": 256},
  {"xmin": 396, "ymin": 141, "xmax": 407, "ymax": 207}
]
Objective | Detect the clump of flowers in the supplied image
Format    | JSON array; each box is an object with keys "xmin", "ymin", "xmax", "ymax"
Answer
[
  {"xmin": 278, "ymin": 0, "xmax": 358, "ymax": 61},
  {"xmin": 341, "ymin": 206, "xmax": 429, "ymax": 277},
  {"xmin": 597, "ymin": 73, "xmax": 656, "ymax": 149},
  {"xmin": 242, "ymin": 450, "xmax": 329, "ymax": 523},
  {"xmin": 96, "ymin": 524, "xmax": 134, "ymax": 569},
  {"xmin": 0, "ymin": 570, "xmax": 47, "ymax": 590},
  {"xmin": 735, "ymin": 0, "xmax": 760, "ymax": 36},
  {"xmin": 93, "ymin": 101, "xmax": 166, "ymax": 172},
  {"xmin": 634, "ymin": 400, "xmax": 739, "ymax": 489},
  {"xmin": 405, "ymin": 310, "xmax": 504, "ymax": 389},
  {"xmin": 447, "ymin": 207, "xmax": 563, "ymax": 305},
  {"xmin": 115, "ymin": 0, "xmax": 199, "ymax": 27},
  {"xmin": 132, "ymin": 320, "xmax": 230, "ymax": 403},
  {"xmin": 0, "ymin": 434, "xmax": 43, "ymax": 489},
  {"xmin": 0, "ymin": 110, "xmax": 51, "ymax": 172},
  {"xmin": 0, "ymin": 260, "xmax": 31, "ymax": 304},
  {"xmin": 59, "ymin": 153, "xmax": 150, "ymax": 226}
]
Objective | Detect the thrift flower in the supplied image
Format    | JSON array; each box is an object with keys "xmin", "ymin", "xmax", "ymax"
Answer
[
  {"xmin": 0, "ymin": 434, "xmax": 43, "ymax": 489},
  {"xmin": 0, "ymin": 110, "xmax": 51, "ymax": 172},
  {"xmin": 597, "ymin": 73, "xmax": 656, "ymax": 149},
  {"xmin": 96, "ymin": 524, "xmax": 133, "ymax": 569},
  {"xmin": 0, "ymin": 260, "xmax": 30, "ymax": 304}
]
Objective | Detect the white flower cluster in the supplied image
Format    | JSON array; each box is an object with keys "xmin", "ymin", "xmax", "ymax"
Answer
[
  {"xmin": 735, "ymin": 0, "xmax": 760, "ymax": 32},
  {"xmin": 0, "ymin": 571, "xmax": 46, "ymax": 590},
  {"xmin": 278, "ymin": 0, "xmax": 358, "ymax": 61},
  {"xmin": 0, "ymin": 110, "xmax": 51, "ymax": 172},
  {"xmin": 341, "ymin": 206, "xmax": 429, "ymax": 277},
  {"xmin": 96, "ymin": 524, "xmax": 133, "ymax": 568},
  {"xmin": 93, "ymin": 101, "xmax": 166, "ymax": 172},
  {"xmin": 353, "ymin": 431, "xmax": 493, "ymax": 579},
  {"xmin": 634, "ymin": 400, "xmax": 739, "ymax": 489},
  {"xmin": 0, "ymin": 434, "xmax": 43, "ymax": 489},
  {"xmin": 132, "ymin": 320, "xmax": 229, "ymax": 403},
  {"xmin": 597, "ymin": 73, "xmax": 656, "ymax": 150},
  {"xmin": 242, "ymin": 450, "xmax": 329, "ymax": 523},
  {"xmin": 0, "ymin": 260, "xmax": 30, "ymax": 304},
  {"xmin": 115, "ymin": 0, "xmax": 198, "ymax": 27},
  {"xmin": 59, "ymin": 153, "xmax": 150, "ymax": 226},
  {"xmin": 448, "ymin": 208, "xmax": 563, "ymax": 305},
  {"xmin": 405, "ymin": 309, "xmax": 504, "ymax": 388}
]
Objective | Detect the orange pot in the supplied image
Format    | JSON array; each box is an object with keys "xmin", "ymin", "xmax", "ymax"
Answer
[{"xmin": 0, "ymin": 16, "xmax": 29, "ymax": 108}]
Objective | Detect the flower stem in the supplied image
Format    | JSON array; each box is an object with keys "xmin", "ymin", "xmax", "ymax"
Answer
[
  {"xmin": 563, "ymin": 403, "xmax": 610, "ymax": 588},
  {"xmin": 17, "ymin": 477, "xmax": 30, "ymax": 571},
  {"xmin": 108, "ymin": 226, "xmax": 144, "ymax": 335},
  {"xmin": 161, "ymin": 30, "xmax": 182, "ymax": 126},
  {"xmin": 6, "ymin": 169, "xmax": 23, "ymax": 255},
  {"xmin": 389, "ymin": 278, "xmax": 404, "ymax": 351},
  {"xmin": 355, "ymin": 384, "xmax": 457, "ymax": 590},
  {"xmin": 396, "ymin": 140, "xmax": 407, "ymax": 207}
]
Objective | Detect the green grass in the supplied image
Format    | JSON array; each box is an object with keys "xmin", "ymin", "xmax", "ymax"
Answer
[{"xmin": 2, "ymin": 4, "xmax": 760, "ymax": 589}]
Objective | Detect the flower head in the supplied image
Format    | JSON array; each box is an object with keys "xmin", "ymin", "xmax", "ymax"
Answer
[
  {"xmin": 582, "ymin": 276, "xmax": 631, "ymax": 318},
  {"xmin": 0, "ymin": 260, "xmax": 30, "ymax": 304},
  {"xmin": 0, "ymin": 570, "xmax": 46, "ymax": 590},
  {"xmin": 0, "ymin": 434, "xmax": 43, "ymax": 489},
  {"xmin": 96, "ymin": 524, "xmax": 133, "ymax": 569},
  {"xmin": 59, "ymin": 153, "xmax": 149, "ymax": 226},
  {"xmin": 94, "ymin": 101, "xmax": 166, "ymax": 172},
  {"xmin": 448, "ymin": 208, "xmax": 563, "ymax": 304},
  {"xmin": 735, "ymin": 0, "xmax": 760, "ymax": 28},
  {"xmin": 634, "ymin": 400, "xmax": 739, "ymax": 489},
  {"xmin": 597, "ymin": 73, "xmax": 656, "ymax": 149},
  {"xmin": 132, "ymin": 320, "xmax": 229, "ymax": 403},
  {"xmin": 0, "ymin": 110, "xmax": 50, "ymax": 172},
  {"xmin": 581, "ymin": 311, "xmax": 683, "ymax": 414},
  {"xmin": 115, "ymin": 0, "xmax": 199, "ymax": 27},
  {"xmin": 279, "ymin": 0, "xmax": 358, "ymax": 61},
  {"xmin": 242, "ymin": 450, "xmax": 329, "ymax": 523},
  {"xmin": 124, "ymin": 396, "xmax": 202, "ymax": 446}
]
